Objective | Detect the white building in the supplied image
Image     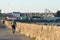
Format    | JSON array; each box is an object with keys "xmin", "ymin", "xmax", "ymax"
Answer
[
  {"xmin": 47, "ymin": 13, "xmax": 55, "ymax": 17},
  {"xmin": 12, "ymin": 12, "xmax": 20, "ymax": 17}
]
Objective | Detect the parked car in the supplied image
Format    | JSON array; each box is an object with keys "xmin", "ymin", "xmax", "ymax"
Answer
[
  {"xmin": 6, "ymin": 16, "xmax": 17, "ymax": 21},
  {"xmin": 20, "ymin": 17, "xmax": 28, "ymax": 22},
  {"xmin": 31, "ymin": 16, "xmax": 41, "ymax": 21}
]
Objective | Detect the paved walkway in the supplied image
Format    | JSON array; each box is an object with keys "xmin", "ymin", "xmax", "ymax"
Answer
[{"xmin": 0, "ymin": 23, "xmax": 32, "ymax": 40}]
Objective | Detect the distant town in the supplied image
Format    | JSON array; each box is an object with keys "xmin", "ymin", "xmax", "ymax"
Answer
[{"xmin": 0, "ymin": 9, "xmax": 60, "ymax": 22}]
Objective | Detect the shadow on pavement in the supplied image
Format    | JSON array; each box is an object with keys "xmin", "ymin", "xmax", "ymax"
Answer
[
  {"xmin": 0, "ymin": 38, "xmax": 11, "ymax": 40},
  {"xmin": 0, "ymin": 23, "xmax": 6, "ymax": 29}
]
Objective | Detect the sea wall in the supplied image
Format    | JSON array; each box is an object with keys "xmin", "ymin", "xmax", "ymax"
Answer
[{"xmin": 4, "ymin": 21, "xmax": 60, "ymax": 40}]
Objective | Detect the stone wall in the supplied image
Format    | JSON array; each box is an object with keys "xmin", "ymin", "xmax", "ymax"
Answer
[{"xmin": 4, "ymin": 21, "xmax": 60, "ymax": 40}]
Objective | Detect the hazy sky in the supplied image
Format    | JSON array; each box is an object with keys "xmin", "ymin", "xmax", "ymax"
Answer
[{"xmin": 0, "ymin": 0, "xmax": 60, "ymax": 13}]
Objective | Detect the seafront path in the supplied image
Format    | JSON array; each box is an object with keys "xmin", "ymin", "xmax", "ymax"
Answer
[{"xmin": 0, "ymin": 22, "xmax": 32, "ymax": 40}]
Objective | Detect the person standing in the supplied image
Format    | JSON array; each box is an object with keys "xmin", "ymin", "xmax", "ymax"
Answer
[{"xmin": 11, "ymin": 21, "xmax": 16, "ymax": 34}]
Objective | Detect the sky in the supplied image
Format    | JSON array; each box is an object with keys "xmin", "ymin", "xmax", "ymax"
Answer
[{"xmin": 0, "ymin": 0, "xmax": 60, "ymax": 13}]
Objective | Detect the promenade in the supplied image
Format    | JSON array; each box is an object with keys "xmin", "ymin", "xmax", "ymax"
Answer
[{"xmin": 0, "ymin": 22, "xmax": 32, "ymax": 40}]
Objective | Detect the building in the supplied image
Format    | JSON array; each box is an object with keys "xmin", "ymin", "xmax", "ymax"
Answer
[
  {"xmin": 47, "ymin": 13, "xmax": 55, "ymax": 17},
  {"xmin": 12, "ymin": 12, "xmax": 20, "ymax": 17}
]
